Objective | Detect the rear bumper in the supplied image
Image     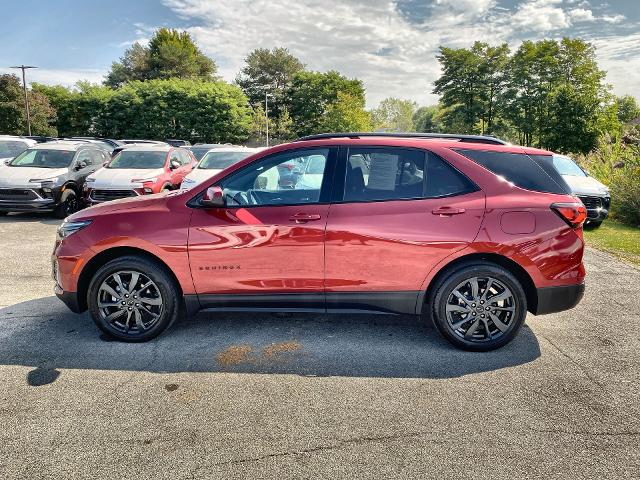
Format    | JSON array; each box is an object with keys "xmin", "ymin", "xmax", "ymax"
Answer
[
  {"xmin": 532, "ymin": 282, "xmax": 585, "ymax": 315},
  {"xmin": 54, "ymin": 284, "xmax": 84, "ymax": 313}
]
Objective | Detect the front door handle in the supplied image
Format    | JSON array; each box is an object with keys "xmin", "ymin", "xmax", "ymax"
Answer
[
  {"xmin": 432, "ymin": 206, "xmax": 466, "ymax": 216},
  {"xmin": 289, "ymin": 213, "xmax": 321, "ymax": 223}
]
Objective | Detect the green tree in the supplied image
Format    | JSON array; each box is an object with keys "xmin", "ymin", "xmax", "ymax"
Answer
[
  {"xmin": 616, "ymin": 95, "xmax": 640, "ymax": 124},
  {"xmin": 412, "ymin": 105, "xmax": 442, "ymax": 132},
  {"xmin": 287, "ymin": 70, "xmax": 368, "ymax": 136},
  {"xmin": 105, "ymin": 28, "xmax": 216, "ymax": 88},
  {"xmin": 323, "ymin": 92, "xmax": 372, "ymax": 133},
  {"xmin": 371, "ymin": 97, "xmax": 416, "ymax": 131},
  {"xmin": 104, "ymin": 43, "xmax": 151, "ymax": 88},
  {"xmin": 0, "ymin": 74, "xmax": 55, "ymax": 136},
  {"xmin": 236, "ymin": 47, "xmax": 304, "ymax": 119}
]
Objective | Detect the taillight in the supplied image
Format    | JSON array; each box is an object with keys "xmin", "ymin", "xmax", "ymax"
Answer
[{"xmin": 551, "ymin": 202, "xmax": 587, "ymax": 228}]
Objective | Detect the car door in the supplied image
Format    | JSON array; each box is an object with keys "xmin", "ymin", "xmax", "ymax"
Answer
[
  {"xmin": 72, "ymin": 149, "xmax": 97, "ymax": 182},
  {"xmin": 188, "ymin": 147, "xmax": 336, "ymax": 310},
  {"xmin": 324, "ymin": 146, "xmax": 486, "ymax": 314}
]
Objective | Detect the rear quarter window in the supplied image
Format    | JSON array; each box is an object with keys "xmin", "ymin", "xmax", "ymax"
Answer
[{"xmin": 455, "ymin": 149, "xmax": 570, "ymax": 194}]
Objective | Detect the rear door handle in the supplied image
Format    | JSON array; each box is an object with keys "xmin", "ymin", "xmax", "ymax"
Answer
[
  {"xmin": 432, "ymin": 207, "xmax": 466, "ymax": 216},
  {"xmin": 289, "ymin": 213, "xmax": 322, "ymax": 223}
]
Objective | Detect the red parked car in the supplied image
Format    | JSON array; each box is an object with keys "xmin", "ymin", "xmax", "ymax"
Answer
[
  {"xmin": 83, "ymin": 145, "xmax": 196, "ymax": 204},
  {"xmin": 53, "ymin": 133, "xmax": 586, "ymax": 350}
]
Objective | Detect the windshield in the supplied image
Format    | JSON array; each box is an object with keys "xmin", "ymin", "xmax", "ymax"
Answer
[
  {"xmin": 9, "ymin": 149, "xmax": 75, "ymax": 168},
  {"xmin": 199, "ymin": 151, "xmax": 253, "ymax": 170},
  {"xmin": 108, "ymin": 150, "xmax": 167, "ymax": 169},
  {"xmin": 552, "ymin": 155, "xmax": 587, "ymax": 177},
  {"xmin": 0, "ymin": 140, "xmax": 28, "ymax": 158},
  {"xmin": 189, "ymin": 147, "xmax": 215, "ymax": 160},
  {"xmin": 305, "ymin": 155, "xmax": 326, "ymax": 174}
]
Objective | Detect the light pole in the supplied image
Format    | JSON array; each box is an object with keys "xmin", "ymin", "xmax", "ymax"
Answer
[
  {"xmin": 10, "ymin": 65, "xmax": 37, "ymax": 136},
  {"xmin": 264, "ymin": 91, "xmax": 273, "ymax": 147}
]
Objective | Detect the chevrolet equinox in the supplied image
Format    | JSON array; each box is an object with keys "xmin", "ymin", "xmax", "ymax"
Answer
[{"xmin": 53, "ymin": 133, "xmax": 586, "ymax": 351}]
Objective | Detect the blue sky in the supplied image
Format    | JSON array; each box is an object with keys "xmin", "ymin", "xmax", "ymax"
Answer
[{"xmin": 1, "ymin": 0, "xmax": 638, "ymax": 107}]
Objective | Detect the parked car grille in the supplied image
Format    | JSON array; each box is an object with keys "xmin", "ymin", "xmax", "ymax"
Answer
[
  {"xmin": 91, "ymin": 189, "xmax": 138, "ymax": 202},
  {"xmin": 0, "ymin": 188, "xmax": 38, "ymax": 201},
  {"xmin": 577, "ymin": 195, "xmax": 603, "ymax": 218}
]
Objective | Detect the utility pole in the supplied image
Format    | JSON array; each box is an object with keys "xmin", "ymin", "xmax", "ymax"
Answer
[
  {"xmin": 10, "ymin": 65, "xmax": 37, "ymax": 136},
  {"xmin": 265, "ymin": 91, "xmax": 269, "ymax": 148}
]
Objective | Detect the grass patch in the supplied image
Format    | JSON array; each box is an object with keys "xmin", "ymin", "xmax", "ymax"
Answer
[{"xmin": 584, "ymin": 220, "xmax": 640, "ymax": 265}]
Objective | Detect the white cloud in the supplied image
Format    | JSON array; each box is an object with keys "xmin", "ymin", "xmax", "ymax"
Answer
[
  {"xmin": 601, "ymin": 14, "xmax": 625, "ymax": 23},
  {"xmin": 569, "ymin": 8, "xmax": 595, "ymax": 22},
  {"xmin": 0, "ymin": 68, "xmax": 106, "ymax": 87},
  {"xmin": 512, "ymin": 0, "xmax": 570, "ymax": 31}
]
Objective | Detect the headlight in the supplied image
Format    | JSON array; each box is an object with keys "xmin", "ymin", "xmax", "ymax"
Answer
[
  {"xmin": 57, "ymin": 219, "xmax": 92, "ymax": 239},
  {"xmin": 85, "ymin": 177, "xmax": 96, "ymax": 183},
  {"xmin": 131, "ymin": 177, "xmax": 157, "ymax": 184},
  {"xmin": 30, "ymin": 177, "xmax": 60, "ymax": 188}
]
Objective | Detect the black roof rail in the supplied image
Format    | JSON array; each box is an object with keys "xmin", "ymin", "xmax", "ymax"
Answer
[{"xmin": 293, "ymin": 132, "xmax": 510, "ymax": 145}]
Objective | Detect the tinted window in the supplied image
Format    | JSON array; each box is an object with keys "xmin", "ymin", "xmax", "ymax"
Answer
[
  {"xmin": 425, "ymin": 153, "xmax": 477, "ymax": 197},
  {"xmin": 9, "ymin": 149, "xmax": 75, "ymax": 168},
  {"xmin": 199, "ymin": 151, "xmax": 253, "ymax": 170},
  {"xmin": 108, "ymin": 151, "xmax": 167, "ymax": 169},
  {"xmin": 189, "ymin": 147, "xmax": 214, "ymax": 160},
  {"xmin": 344, "ymin": 148, "xmax": 425, "ymax": 202},
  {"xmin": 0, "ymin": 140, "xmax": 28, "ymax": 158},
  {"xmin": 456, "ymin": 149, "xmax": 569, "ymax": 194},
  {"xmin": 221, "ymin": 148, "xmax": 329, "ymax": 206}
]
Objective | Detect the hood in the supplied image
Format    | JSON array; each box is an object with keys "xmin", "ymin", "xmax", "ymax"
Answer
[
  {"xmin": 88, "ymin": 167, "xmax": 165, "ymax": 189},
  {"xmin": 562, "ymin": 175, "xmax": 609, "ymax": 196},
  {"xmin": 69, "ymin": 190, "xmax": 179, "ymax": 220},
  {"xmin": 0, "ymin": 165, "xmax": 68, "ymax": 189},
  {"xmin": 181, "ymin": 168, "xmax": 222, "ymax": 188}
]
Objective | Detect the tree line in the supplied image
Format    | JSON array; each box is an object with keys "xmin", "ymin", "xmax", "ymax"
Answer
[{"xmin": 0, "ymin": 28, "xmax": 638, "ymax": 153}]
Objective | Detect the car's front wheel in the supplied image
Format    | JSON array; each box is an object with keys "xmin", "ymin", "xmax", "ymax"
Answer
[
  {"xmin": 87, "ymin": 256, "xmax": 181, "ymax": 342},
  {"xmin": 54, "ymin": 190, "xmax": 79, "ymax": 219},
  {"xmin": 428, "ymin": 263, "xmax": 527, "ymax": 351}
]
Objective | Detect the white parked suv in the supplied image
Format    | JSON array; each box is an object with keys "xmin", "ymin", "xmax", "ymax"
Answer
[
  {"xmin": 180, "ymin": 146, "xmax": 263, "ymax": 189},
  {"xmin": 0, "ymin": 136, "xmax": 37, "ymax": 165}
]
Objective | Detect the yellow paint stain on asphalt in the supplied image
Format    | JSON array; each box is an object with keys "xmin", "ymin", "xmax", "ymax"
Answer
[
  {"xmin": 216, "ymin": 342, "xmax": 303, "ymax": 367},
  {"xmin": 262, "ymin": 342, "xmax": 302, "ymax": 358},
  {"xmin": 216, "ymin": 345, "xmax": 253, "ymax": 367}
]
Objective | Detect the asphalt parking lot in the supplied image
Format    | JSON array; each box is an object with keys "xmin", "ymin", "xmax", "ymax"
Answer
[{"xmin": 0, "ymin": 213, "xmax": 638, "ymax": 479}]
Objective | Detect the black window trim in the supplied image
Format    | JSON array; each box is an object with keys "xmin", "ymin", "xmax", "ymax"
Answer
[
  {"xmin": 454, "ymin": 148, "xmax": 570, "ymax": 195},
  {"xmin": 187, "ymin": 146, "xmax": 339, "ymax": 210},
  {"xmin": 331, "ymin": 145, "xmax": 479, "ymax": 205}
]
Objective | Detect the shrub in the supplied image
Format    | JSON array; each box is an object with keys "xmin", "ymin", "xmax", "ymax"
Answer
[{"xmin": 576, "ymin": 126, "xmax": 640, "ymax": 227}]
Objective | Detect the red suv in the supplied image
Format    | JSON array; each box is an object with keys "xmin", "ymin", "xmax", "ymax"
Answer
[
  {"xmin": 83, "ymin": 145, "xmax": 196, "ymax": 204},
  {"xmin": 53, "ymin": 133, "xmax": 586, "ymax": 351}
]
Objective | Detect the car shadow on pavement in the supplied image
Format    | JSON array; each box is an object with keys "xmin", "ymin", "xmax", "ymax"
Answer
[
  {"xmin": 0, "ymin": 296, "xmax": 541, "ymax": 382},
  {"xmin": 0, "ymin": 212, "xmax": 62, "ymax": 225}
]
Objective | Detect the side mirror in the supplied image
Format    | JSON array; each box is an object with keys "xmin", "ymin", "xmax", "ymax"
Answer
[
  {"xmin": 170, "ymin": 160, "xmax": 180, "ymax": 170},
  {"xmin": 200, "ymin": 186, "xmax": 225, "ymax": 208},
  {"xmin": 75, "ymin": 160, "xmax": 87, "ymax": 170}
]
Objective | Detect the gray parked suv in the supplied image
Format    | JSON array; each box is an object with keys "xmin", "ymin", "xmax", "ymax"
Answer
[{"xmin": 0, "ymin": 140, "xmax": 110, "ymax": 218}]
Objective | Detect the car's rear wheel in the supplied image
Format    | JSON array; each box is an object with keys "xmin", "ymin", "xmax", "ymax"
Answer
[
  {"xmin": 428, "ymin": 263, "xmax": 527, "ymax": 351},
  {"xmin": 87, "ymin": 256, "xmax": 180, "ymax": 342},
  {"xmin": 54, "ymin": 190, "xmax": 79, "ymax": 219}
]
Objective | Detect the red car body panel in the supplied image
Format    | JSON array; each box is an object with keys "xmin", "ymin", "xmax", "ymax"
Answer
[{"xmin": 54, "ymin": 137, "xmax": 585, "ymax": 318}]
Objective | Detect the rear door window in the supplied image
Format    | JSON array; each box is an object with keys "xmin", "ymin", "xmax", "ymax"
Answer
[
  {"xmin": 455, "ymin": 149, "xmax": 570, "ymax": 194},
  {"xmin": 343, "ymin": 147, "xmax": 476, "ymax": 202}
]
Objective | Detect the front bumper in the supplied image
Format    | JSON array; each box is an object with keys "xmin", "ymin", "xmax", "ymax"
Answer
[
  {"xmin": 54, "ymin": 284, "xmax": 83, "ymax": 313},
  {"xmin": 0, "ymin": 198, "xmax": 56, "ymax": 211},
  {"xmin": 532, "ymin": 282, "xmax": 585, "ymax": 315}
]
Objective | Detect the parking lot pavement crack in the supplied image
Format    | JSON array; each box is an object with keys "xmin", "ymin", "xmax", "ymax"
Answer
[
  {"xmin": 528, "ymin": 428, "xmax": 640, "ymax": 437},
  {"xmin": 538, "ymin": 333, "xmax": 605, "ymax": 390},
  {"xmin": 208, "ymin": 431, "xmax": 442, "ymax": 468}
]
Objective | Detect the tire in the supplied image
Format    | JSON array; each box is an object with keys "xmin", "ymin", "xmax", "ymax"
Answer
[
  {"xmin": 585, "ymin": 220, "xmax": 602, "ymax": 230},
  {"xmin": 54, "ymin": 189, "xmax": 79, "ymax": 219},
  {"xmin": 427, "ymin": 262, "xmax": 527, "ymax": 351},
  {"xmin": 87, "ymin": 256, "xmax": 181, "ymax": 342},
  {"xmin": 161, "ymin": 184, "xmax": 172, "ymax": 192}
]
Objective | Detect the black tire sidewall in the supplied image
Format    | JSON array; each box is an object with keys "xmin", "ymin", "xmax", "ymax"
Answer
[
  {"xmin": 87, "ymin": 256, "xmax": 180, "ymax": 342},
  {"xmin": 54, "ymin": 190, "xmax": 78, "ymax": 219},
  {"xmin": 430, "ymin": 263, "xmax": 527, "ymax": 351}
]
